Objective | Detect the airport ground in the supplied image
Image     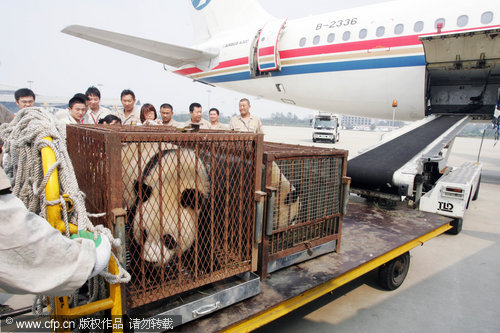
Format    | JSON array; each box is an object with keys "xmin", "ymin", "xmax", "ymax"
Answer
[
  {"xmin": 257, "ymin": 126, "xmax": 500, "ymax": 333},
  {"xmin": 1, "ymin": 126, "xmax": 499, "ymax": 332}
]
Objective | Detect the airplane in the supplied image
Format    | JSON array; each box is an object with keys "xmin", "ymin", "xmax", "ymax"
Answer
[{"xmin": 62, "ymin": 0, "xmax": 500, "ymax": 122}]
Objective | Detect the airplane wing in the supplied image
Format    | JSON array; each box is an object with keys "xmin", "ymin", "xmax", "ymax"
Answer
[{"xmin": 61, "ymin": 25, "xmax": 218, "ymax": 70}]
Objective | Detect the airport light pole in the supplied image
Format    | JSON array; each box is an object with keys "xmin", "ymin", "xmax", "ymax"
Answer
[
  {"xmin": 392, "ymin": 99, "xmax": 398, "ymax": 129},
  {"xmin": 27, "ymin": 80, "xmax": 34, "ymax": 90}
]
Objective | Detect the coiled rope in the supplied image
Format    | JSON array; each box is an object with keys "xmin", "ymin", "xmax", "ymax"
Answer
[{"xmin": 0, "ymin": 108, "xmax": 130, "ymax": 302}]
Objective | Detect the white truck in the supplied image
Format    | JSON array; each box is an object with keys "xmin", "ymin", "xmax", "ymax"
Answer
[{"xmin": 312, "ymin": 113, "xmax": 340, "ymax": 143}]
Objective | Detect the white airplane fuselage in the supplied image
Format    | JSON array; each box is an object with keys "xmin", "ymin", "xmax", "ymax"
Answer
[{"xmin": 172, "ymin": 1, "xmax": 500, "ymax": 121}]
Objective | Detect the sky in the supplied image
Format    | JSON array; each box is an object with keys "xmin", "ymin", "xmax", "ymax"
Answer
[{"xmin": 0, "ymin": 0, "xmax": 382, "ymax": 118}]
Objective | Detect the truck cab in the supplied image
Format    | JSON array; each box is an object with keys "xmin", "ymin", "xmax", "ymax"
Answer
[{"xmin": 312, "ymin": 113, "xmax": 340, "ymax": 143}]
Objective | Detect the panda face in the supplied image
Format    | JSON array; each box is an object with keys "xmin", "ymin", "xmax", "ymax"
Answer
[
  {"xmin": 271, "ymin": 162, "xmax": 301, "ymax": 230},
  {"xmin": 128, "ymin": 148, "xmax": 209, "ymax": 266}
]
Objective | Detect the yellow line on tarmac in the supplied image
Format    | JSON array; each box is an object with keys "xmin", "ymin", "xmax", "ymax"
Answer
[{"xmin": 221, "ymin": 223, "xmax": 452, "ymax": 333}]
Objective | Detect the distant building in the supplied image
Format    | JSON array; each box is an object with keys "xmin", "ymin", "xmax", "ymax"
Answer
[{"xmin": 341, "ymin": 115, "xmax": 372, "ymax": 129}]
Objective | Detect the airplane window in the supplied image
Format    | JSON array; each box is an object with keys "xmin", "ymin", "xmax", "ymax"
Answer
[
  {"xmin": 359, "ymin": 29, "xmax": 367, "ymax": 39},
  {"xmin": 376, "ymin": 26, "xmax": 385, "ymax": 37},
  {"xmin": 299, "ymin": 37, "xmax": 306, "ymax": 47},
  {"xmin": 327, "ymin": 33, "xmax": 335, "ymax": 43},
  {"xmin": 481, "ymin": 11, "xmax": 493, "ymax": 24},
  {"xmin": 414, "ymin": 21, "xmax": 424, "ymax": 32},
  {"xmin": 394, "ymin": 24, "xmax": 404, "ymax": 35},
  {"xmin": 342, "ymin": 31, "xmax": 351, "ymax": 41},
  {"xmin": 313, "ymin": 35, "xmax": 320, "ymax": 45},
  {"xmin": 434, "ymin": 18, "xmax": 446, "ymax": 28},
  {"xmin": 457, "ymin": 15, "xmax": 468, "ymax": 27}
]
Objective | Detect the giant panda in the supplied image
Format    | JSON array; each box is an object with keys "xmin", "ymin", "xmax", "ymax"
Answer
[
  {"xmin": 270, "ymin": 161, "xmax": 301, "ymax": 231},
  {"xmin": 122, "ymin": 143, "xmax": 209, "ymax": 276}
]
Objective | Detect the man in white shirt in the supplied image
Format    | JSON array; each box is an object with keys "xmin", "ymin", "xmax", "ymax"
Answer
[
  {"xmin": 83, "ymin": 86, "xmax": 112, "ymax": 124},
  {"xmin": 116, "ymin": 89, "xmax": 141, "ymax": 125},
  {"xmin": 55, "ymin": 95, "xmax": 87, "ymax": 124}
]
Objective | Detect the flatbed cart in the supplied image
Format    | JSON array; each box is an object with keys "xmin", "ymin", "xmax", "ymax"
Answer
[{"xmin": 180, "ymin": 196, "xmax": 452, "ymax": 332}]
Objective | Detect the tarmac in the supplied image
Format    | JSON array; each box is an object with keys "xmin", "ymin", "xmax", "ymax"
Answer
[{"xmin": 257, "ymin": 126, "xmax": 500, "ymax": 333}]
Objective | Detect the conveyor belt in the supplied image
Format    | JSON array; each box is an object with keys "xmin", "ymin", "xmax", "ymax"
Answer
[{"xmin": 347, "ymin": 115, "xmax": 463, "ymax": 194}]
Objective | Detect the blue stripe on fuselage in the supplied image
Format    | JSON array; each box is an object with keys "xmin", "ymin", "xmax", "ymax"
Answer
[{"xmin": 201, "ymin": 55, "xmax": 426, "ymax": 83}]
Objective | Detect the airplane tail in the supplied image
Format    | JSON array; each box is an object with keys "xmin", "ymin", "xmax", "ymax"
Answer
[{"xmin": 189, "ymin": 0, "xmax": 274, "ymax": 42}]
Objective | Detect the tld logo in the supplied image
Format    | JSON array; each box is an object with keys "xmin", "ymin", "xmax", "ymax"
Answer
[
  {"xmin": 192, "ymin": 0, "xmax": 211, "ymax": 10},
  {"xmin": 437, "ymin": 201, "xmax": 454, "ymax": 212}
]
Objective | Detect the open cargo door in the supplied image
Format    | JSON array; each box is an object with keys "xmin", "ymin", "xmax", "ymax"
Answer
[{"xmin": 420, "ymin": 28, "xmax": 500, "ymax": 119}]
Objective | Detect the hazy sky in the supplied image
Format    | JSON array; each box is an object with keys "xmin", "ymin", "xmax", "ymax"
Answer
[{"xmin": 0, "ymin": 0, "xmax": 382, "ymax": 117}]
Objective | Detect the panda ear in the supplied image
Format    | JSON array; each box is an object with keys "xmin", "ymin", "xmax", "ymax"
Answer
[
  {"xmin": 180, "ymin": 189, "xmax": 204, "ymax": 209},
  {"xmin": 284, "ymin": 184, "xmax": 300, "ymax": 205},
  {"xmin": 134, "ymin": 180, "xmax": 153, "ymax": 202}
]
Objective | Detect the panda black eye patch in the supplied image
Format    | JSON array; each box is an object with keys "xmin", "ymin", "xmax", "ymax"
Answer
[
  {"xmin": 162, "ymin": 234, "xmax": 178, "ymax": 250},
  {"xmin": 180, "ymin": 189, "xmax": 199, "ymax": 209},
  {"xmin": 284, "ymin": 189, "xmax": 299, "ymax": 205}
]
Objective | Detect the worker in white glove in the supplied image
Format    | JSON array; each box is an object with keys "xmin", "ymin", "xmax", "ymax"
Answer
[{"xmin": 0, "ymin": 167, "xmax": 111, "ymax": 296}]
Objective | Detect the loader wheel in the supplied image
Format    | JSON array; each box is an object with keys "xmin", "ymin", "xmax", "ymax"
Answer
[
  {"xmin": 378, "ymin": 252, "xmax": 410, "ymax": 290},
  {"xmin": 446, "ymin": 218, "xmax": 463, "ymax": 235},
  {"xmin": 472, "ymin": 175, "xmax": 481, "ymax": 201}
]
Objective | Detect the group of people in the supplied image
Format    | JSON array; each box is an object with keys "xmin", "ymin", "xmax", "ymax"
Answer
[
  {"xmin": 11, "ymin": 86, "xmax": 264, "ymax": 134},
  {"xmin": 0, "ymin": 86, "xmax": 265, "ymax": 304}
]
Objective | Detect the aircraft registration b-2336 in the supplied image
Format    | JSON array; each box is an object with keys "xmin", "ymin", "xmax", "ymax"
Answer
[{"xmin": 63, "ymin": 0, "xmax": 500, "ymax": 122}]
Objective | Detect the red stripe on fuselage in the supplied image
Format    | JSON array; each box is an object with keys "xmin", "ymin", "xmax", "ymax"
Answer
[
  {"xmin": 213, "ymin": 57, "xmax": 249, "ymax": 69},
  {"xmin": 280, "ymin": 35, "xmax": 420, "ymax": 59},
  {"xmin": 258, "ymin": 46, "xmax": 275, "ymax": 57}
]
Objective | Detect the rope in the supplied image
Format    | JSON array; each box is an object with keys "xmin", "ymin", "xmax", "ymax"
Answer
[{"xmin": 0, "ymin": 108, "xmax": 131, "ymax": 305}]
